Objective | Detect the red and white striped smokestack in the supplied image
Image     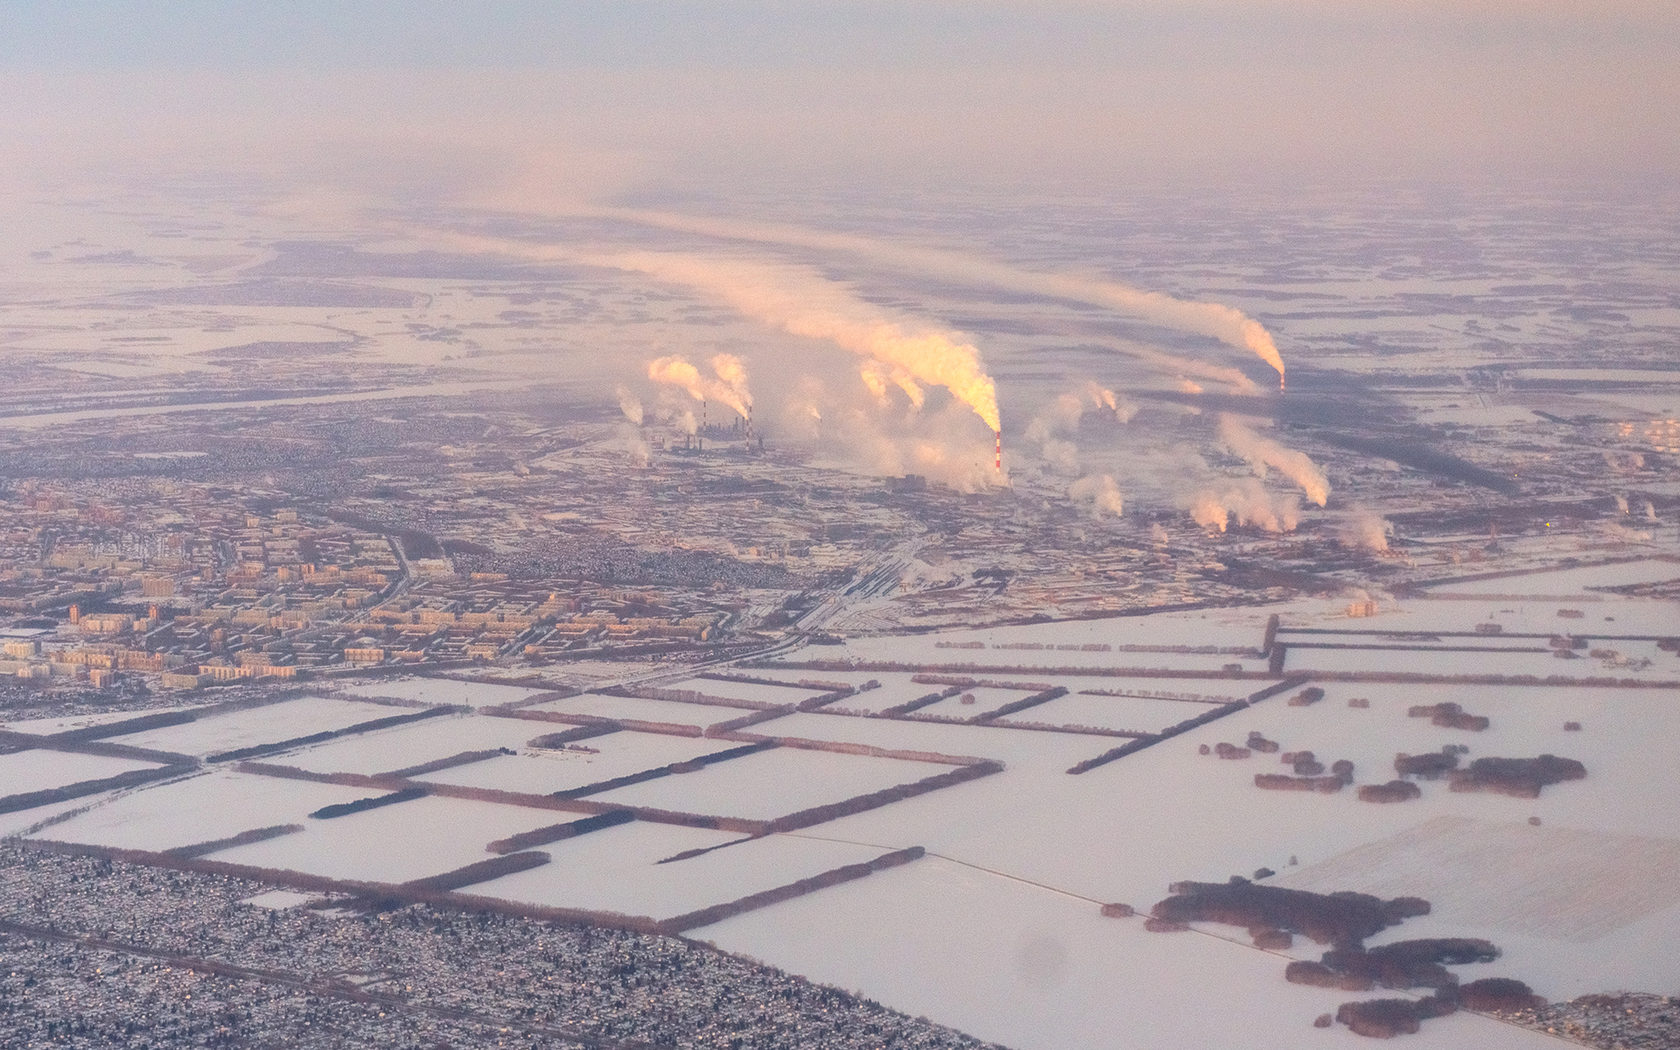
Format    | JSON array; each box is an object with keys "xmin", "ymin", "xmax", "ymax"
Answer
[{"xmin": 995, "ymin": 430, "xmax": 1002, "ymax": 472}]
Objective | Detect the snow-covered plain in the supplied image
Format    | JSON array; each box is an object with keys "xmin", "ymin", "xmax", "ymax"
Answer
[
  {"xmin": 340, "ymin": 676, "xmax": 553, "ymax": 709},
  {"xmin": 0, "ymin": 749, "xmax": 163, "ymax": 795},
  {"xmin": 470, "ymin": 821, "xmax": 885, "ymax": 921},
  {"xmin": 590, "ymin": 746, "xmax": 953, "ymax": 821},
  {"xmin": 33, "ymin": 769, "xmax": 369, "ymax": 852},
  {"xmin": 113, "ymin": 695, "xmax": 400, "ymax": 757},
  {"xmin": 14, "ymin": 578, "xmax": 1675, "ymax": 1050},
  {"xmin": 661, "ymin": 676, "xmax": 829, "ymax": 706},
  {"xmin": 285, "ymin": 712, "xmax": 539, "ymax": 775},
  {"xmin": 524, "ymin": 692, "xmax": 750, "ymax": 728},
  {"xmin": 213, "ymin": 794, "xmax": 562, "ymax": 884},
  {"xmin": 418, "ymin": 732, "xmax": 737, "ymax": 796}
]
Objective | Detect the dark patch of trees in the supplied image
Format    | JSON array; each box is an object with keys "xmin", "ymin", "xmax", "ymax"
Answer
[
  {"xmin": 1394, "ymin": 750, "xmax": 1460, "ymax": 779},
  {"xmin": 765, "ymin": 760, "xmax": 1002, "ymax": 834},
  {"xmin": 207, "ymin": 705, "xmax": 455, "ymax": 763},
  {"xmin": 1408, "ymin": 701, "xmax": 1489, "ymax": 731},
  {"xmin": 1358, "ymin": 780, "xmax": 1422, "ymax": 803},
  {"xmin": 0, "ymin": 762, "xmax": 193, "ymax": 816},
  {"xmin": 402, "ymin": 850, "xmax": 549, "ymax": 893},
  {"xmin": 164, "ymin": 823, "xmax": 302, "ymax": 860},
  {"xmin": 308, "ymin": 786, "xmax": 427, "ymax": 820},
  {"xmin": 526, "ymin": 724, "xmax": 617, "ymax": 749},
  {"xmin": 384, "ymin": 749, "xmax": 506, "ymax": 779},
  {"xmin": 1288, "ymin": 686, "xmax": 1326, "ymax": 707},
  {"xmin": 1449, "ymin": 755, "xmax": 1586, "ymax": 798},
  {"xmin": 1150, "ymin": 879, "xmax": 1427, "ymax": 948},
  {"xmin": 485, "ymin": 810, "xmax": 635, "ymax": 855},
  {"xmin": 659, "ymin": 847, "xmax": 925, "ymax": 934},
  {"xmin": 1254, "ymin": 773, "xmax": 1344, "ymax": 793},
  {"xmin": 1458, "ymin": 977, "xmax": 1543, "ymax": 1012}
]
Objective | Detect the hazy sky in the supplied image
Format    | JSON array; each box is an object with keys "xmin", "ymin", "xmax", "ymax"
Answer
[{"xmin": 3, "ymin": 2, "xmax": 1678, "ymax": 204}]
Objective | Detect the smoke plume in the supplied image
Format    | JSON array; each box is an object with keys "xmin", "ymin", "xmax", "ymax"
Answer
[
  {"xmin": 1216, "ymin": 415, "xmax": 1330, "ymax": 507},
  {"xmin": 615, "ymin": 385, "xmax": 644, "ymax": 425},
  {"xmin": 1069, "ymin": 474, "xmax": 1125, "ymax": 518},
  {"xmin": 607, "ymin": 252, "xmax": 1000, "ymax": 433},
  {"xmin": 710, "ymin": 353, "xmax": 753, "ymax": 417},
  {"xmin": 1187, "ymin": 477, "xmax": 1302, "ymax": 533},
  {"xmin": 646, "ymin": 353, "xmax": 752, "ymax": 419},
  {"xmin": 590, "ymin": 206, "xmax": 1287, "ymax": 385},
  {"xmin": 1339, "ymin": 511, "xmax": 1392, "ymax": 552},
  {"xmin": 1024, "ymin": 381, "xmax": 1134, "ymax": 475},
  {"xmin": 860, "ymin": 360, "xmax": 926, "ymax": 409}
]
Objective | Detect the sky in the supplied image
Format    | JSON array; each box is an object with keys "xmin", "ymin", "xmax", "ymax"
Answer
[{"xmin": 2, "ymin": 1, "xmax": 1678, "ymax": 205}]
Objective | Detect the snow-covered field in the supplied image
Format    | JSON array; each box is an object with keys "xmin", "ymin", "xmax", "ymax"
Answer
[
  {"xmin": 707, "ymin": 856, "xmax": 1556, "ymax": 1050},
  {"xmin": 418, "ymin": 732, "xmax": 734, "ymax": 796},
  {"xmin": 11, "ymin": 573, "xmax": 1674, "ymax": 1050},
  {"xmin": 113, "ymin": 695, "xmax": 400, "ymax": 757},
  {"xmin": 33, "ymin": 769, "xmax": 368, "ymax": 852},
  {"xmin": 591, "ymin": 746, "xmax": 954, "ymax": 821},
  {"xmin": 524, "ymin": 692, "xmax": 753, "ymax": 728},
  {"xmin": 662, "ymin": 676, "xmax": 829, "ymax": 706},
  {"xmin": 0, "ymin": 704, "xmax": 207, "ymax": 736},
  {"xmin": 213, "ymin": 794, "xmax": 560, "ymax": 884},
  {"xmin": 995, "ymin": 692, "xmax": 1225, "ymax": 735},
  {"xmin": 471, "ymin": 822, "xmax": 885, "ymax": 921},
  {"xmin": 340, "ymin": 676, "xmax": 553, "ymax": 709},
  {"xmin": 285, "ymin": 712, "xmax": 539, "ymax": 776},
  {"xmin": 0, "ymin": 749, "xmax": 163, "ymax": 795},
  {"xmin": 1428, "ymin": 559, "xmax": 1680, "ymax": 597}
]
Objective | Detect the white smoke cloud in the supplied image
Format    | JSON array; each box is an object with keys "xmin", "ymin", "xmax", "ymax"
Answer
[
  {"xmin": 1646, "ymin": 500, "xmax": 1660, "ymax": 522},
  {"xmin": 646, "ymin": 353, "xmax": 752, "ymax": 419},
  {"xmin": 615, "ymin": 384, "xmax": 644, "ymax": 425},
  {"xmin": 859, "ymin": 360, "xmax": 926, "ymax": 410},
  {"xmin": 589, "ymin": 206, "xmax": 1288, "ymax": 385},
  {"xmin": 612, "ymin": 423, "xmax": 651, "ymax": 466},
  {"xmin": 1186, "ymin": 477, "xmax": 1302, "ymax": 533},
  {"xmin": 1023, "ymin": 381, "xmax": 1134, "ymax": 475},
  {"xmin": 1338, "ymin": 510, "xmax": 1392, "ymax": 552},
  {"xmin": 1614, "ymin": 494, "xmax": 1631, "ymax": 515},
  {"xmin": 1069, "ymin": 473, "xmax": 1125, "ymax": 517},
  {"xmin": 603, "ymin": 251, "xmax": 1000, "ymax": 434},
  {"xmin": 1216, "ymin": 414, "xmax": 1330, "ymax": 507}
]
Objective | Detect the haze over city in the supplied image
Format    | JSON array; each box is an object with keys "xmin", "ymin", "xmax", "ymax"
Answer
[{"xmin": 1, "ymin": 3, "xmax": 1677, "ymax": 1048}]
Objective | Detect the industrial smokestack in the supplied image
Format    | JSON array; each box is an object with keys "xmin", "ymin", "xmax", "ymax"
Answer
[{"xmin": 995, "ymin": 430, "xmax": 1002, "ymax": 473}]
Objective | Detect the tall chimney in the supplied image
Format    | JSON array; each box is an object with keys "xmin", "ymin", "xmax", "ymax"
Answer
[{"xmin": 995, "ymin": 430, "xmax": 1002, "ymax": 473}]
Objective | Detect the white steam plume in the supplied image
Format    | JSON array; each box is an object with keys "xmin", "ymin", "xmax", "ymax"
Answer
[
  {"xmin": 1217, "ymin": 415, "xmax": 1330, "ymax": 507},
  {"xmin": 646, "ymin": 354, "xmax": 751, "ymax": 419},
  {"xmin": 615, "ymin": 385, "xmax": 644, "ymax": 425},
  {"xmin": 710, "ymin": 353, "xmax": 752, "ymax": 417},
  {"xmin": 1339, "ymin": 511, "xmax": 1392, "ymax": 552},
  {"xmin": 1024, "ymin": 381, "xmax": 1134, "ymax": 475},
  {"xmin": 606, "ymin": 252, "xmax": 1000, "ymax": 433},
  {"xmin": 613, "ymin": 424, "xmax": 651, "ymax": 467},
  {"xmin": 588, "ymin": 206, "xmax": 1287, "ymax": 385},
  {"xmin": 1646, "ymin": 500, "xmax": 1659, "ymax": 522},
  {"xmin": 1187, "ymin": 477, "xmax": 1302, "ymax": 534},
  {"xmin": 1614, "ymin": 494, "xmax": 1630, "ymax": 515},
  {"xmin": 860, "ymin": 360, "xmax": 926, "ymax": 409},
  {"xmin": 1069, "ymin": 474, "xmax": 1125, "ymax": 518}
]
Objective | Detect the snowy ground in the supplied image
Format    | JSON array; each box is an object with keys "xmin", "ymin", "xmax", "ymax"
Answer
[
  {"xmin": 590, "ymin": 747, "xmax": 954, "ymax": 821},
  {"xmin": 7, "ymin": 571, "xmax": 1674, "ymax": 1050},
  {"xmin": 417, "ymin": 732, "xmax": 738, "ymax": 796},
  {"xmin": 113, "ymin": 695, "xmax": 401, "ymax": 757},
  {"xmin": 0, "ymin": 749, "xmax": 164, "ymax": 796},
  {"xmin": 339, "ymin": 676, "xmax": 554, "ymax": 709}
]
